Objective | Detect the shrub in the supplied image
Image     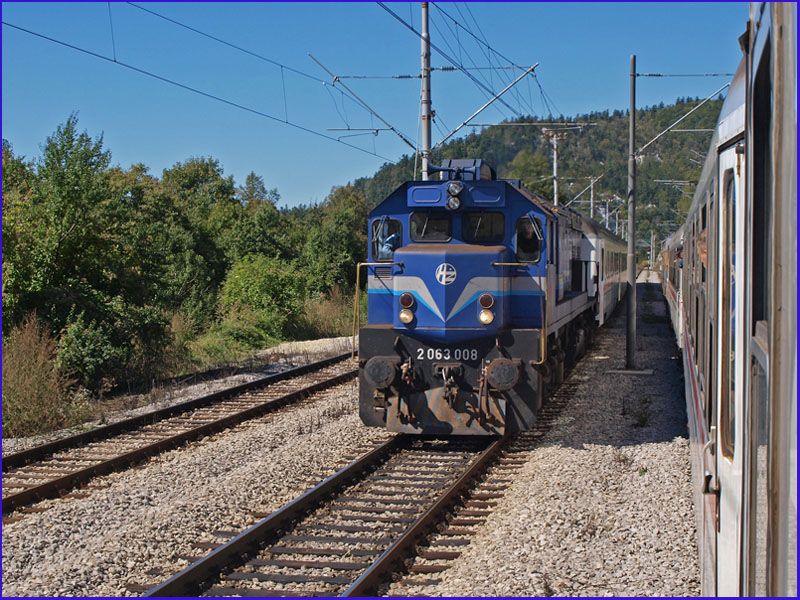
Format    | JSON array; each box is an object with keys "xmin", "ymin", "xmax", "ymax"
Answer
[
  {"xmin": 188, "ymin": 306, "xmax": 280, "ymax": 369},
  {"xmin": 218, "ymin": 254, "xmax": 304, "ymax": 339},
  {"xmin": 2, "ymin": 315, "xmax": 89, "ymax": 437},
  {"xmin": 56, "ymin": 314, "xmax": 121, "ymax": 392}
]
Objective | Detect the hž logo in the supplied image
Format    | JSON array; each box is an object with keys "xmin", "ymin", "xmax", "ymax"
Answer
[{"xmin": 435, "ymin": 263, "xmax": 457, "ymax": 285}]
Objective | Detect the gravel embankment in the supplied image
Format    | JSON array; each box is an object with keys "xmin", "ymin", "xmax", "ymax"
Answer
[
  {"xmin": 2, "ymin": 336, "xmax": 353, "ymax": 456},
  {"xmin": 1, "ymin": 379, "xmax": 385, "ymax": 597},
  {"xmin": 399, "ymin": 271, "xmax": 700, "ymax": 596}
]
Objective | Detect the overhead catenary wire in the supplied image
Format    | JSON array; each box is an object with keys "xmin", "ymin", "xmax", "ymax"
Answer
[
  {"xmin": 429, "ymin": 11, "xmax": 510, "ymax": 120},
  {"xmin": 125, "ymin": 2, "xmax": 367, "ymax": 124},
  {"xmin": 126, "ymin": 1, "xmax": 412, "ymax": 154},
  {"xmin": 308, "ymin": 53, "xmax": 417, "ymax": 151},
  {"xmin": 107, "ymin": 2, "xmax": 118, "ymax": 62},
  {"xmin": 433, "ymin": 1, "xmax": 538, "ymax": 114},
  {"xmin": 376, "ymin": 2, "xmax": 521, "ymax": 118},
  {"xmin": 126, "ymin": 2, "xmax": 325, "ymax": 85},
  {"xmin": 636, "ymin": 72, "xmax": 734, "ymax": 77},
  {"xmin": 458, "ymin": 1, "xmax": 532, "ymax": 115},
  {"xmin": 2, "ymin": 20, "xmax": 395, "ymax": 162}
]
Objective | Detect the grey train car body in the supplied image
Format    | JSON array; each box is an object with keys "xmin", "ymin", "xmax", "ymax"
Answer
[{"xmin": 659, "ymin": 3, "xmax": 796, "ymax": 595}]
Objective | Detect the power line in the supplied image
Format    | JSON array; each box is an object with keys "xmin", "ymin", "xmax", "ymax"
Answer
[
  {"xmin": 2, "ymin": 20, "xmax": 395, "ymax": 162},
  {"xmin": 106, "ymin": 2, "xmax": 118, "ymax": 62},
  {"xmin": 458, "ymin": 1, "xmax": 530, "ymax": 114},
  {"xmin": 334, "ymin": 65, "xmax": 524, "ymax": 80},
  {"xmin": 433, "ymin": 1, "xmax": 538, "ymax": 114},
  {"xmin": 125, "ymin": 2, "xmax": 325, "ymax": 85},
  {"xmin": 429, "ymin": 11, "xmax": 510, "ymax": 120},
  {"xmin": 637, "ymin": 72, "xmax": 734, "ymax": 78},
  {"xmin": 376, "ymin": 2, "xmax": 521, "ymax": 118},
  {"xmin": 125, "ymin": 2, "xmax": 368, "ymax": 128},
  {"xmin": 308, "ymin": 53, "xmax": 417, "ymax": 151}
]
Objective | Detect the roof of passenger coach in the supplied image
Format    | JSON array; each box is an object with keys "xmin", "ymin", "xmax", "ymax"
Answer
[
  {"xmin": 684, "ymin": 58, "xmax": 745, "ymax": 222},
  {"xmin": 664, "ymin": 223, "xmax": 685, "ymax": 251}
]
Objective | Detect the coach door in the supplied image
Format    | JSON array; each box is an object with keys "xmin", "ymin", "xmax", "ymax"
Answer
[{"xmin": 713, "ymin": 143, "xmax": 745, "ymax": 595}]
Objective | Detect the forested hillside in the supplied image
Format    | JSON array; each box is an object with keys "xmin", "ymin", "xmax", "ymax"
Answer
[
  {"xmin": 2, "ymin": 97, "xmax": 721, "ymax": 434},
  {"xmin": 355, "ymin": 96, "xmax": 723, "ymax": 238}
]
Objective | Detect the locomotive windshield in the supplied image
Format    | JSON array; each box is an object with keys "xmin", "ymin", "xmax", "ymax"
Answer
[
  {"xmin": 515, "ymin": 215, "xmax": 543, "ymax": 262},
  {"xmin": 410, "ymin": 211, "xmax": 452, "ymax": 242},
  {"xmin": 463, "ymin": 211, "xmax": 505, "ymax": 243}
]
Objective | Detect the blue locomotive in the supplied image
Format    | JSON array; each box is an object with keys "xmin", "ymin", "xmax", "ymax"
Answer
[{"xmin": 358, "ymin": 159, "xmax": 627, "ymax": 435}]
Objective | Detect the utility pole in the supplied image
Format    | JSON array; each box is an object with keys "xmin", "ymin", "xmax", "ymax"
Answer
[
  {"xmin": 420, "ymin": 2, "xmax": 432, "ymax": 180},
  {"xmin": 543, "ymin": 130, "xmax": 567, "ymax": 205},
  {"xmin": 590, "ymin": 177, "xmax": 595, "ymax": 219},
  {"xmin": 605, "ymin": 199, "xmax": 610, "ymax": 228},
  {"xmin": 626, "ymin": 54, "xmax": 637, "ymax": 369},
  {"xmin": 551, "ymin": 133, "xmax": 559, "ymax": 204},
  {"xmin": 650, "ymin": 230, "xmax": 655, "ymax": 271}
]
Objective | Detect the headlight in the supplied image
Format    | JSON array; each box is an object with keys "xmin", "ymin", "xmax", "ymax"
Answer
[
  {"xmin": 446, "ymin": 195, "xmax": 461, "ymax": 211},
  {"xmin": 447, "ymin": 180, "xmax": 464, "ymax": 196},
  {"xmin": 479, "ymin": 309, "xmax": 494, "ymax": 325},
  {"xmin": 479, "ymin": 293, "xmax": 495, "ymax": 308},
  {"xmin": 399, "ymin": 292, "xmax": 414, "ymax": 308},
  {"xmin": 399, "ymin": 309, "xmax": 414, "ymax": 324}
]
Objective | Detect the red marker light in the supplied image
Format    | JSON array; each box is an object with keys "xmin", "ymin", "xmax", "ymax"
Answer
[
  {"xmin": 399, "ymin": 293, "xmax": 415, "ymax": 308},
  {"xmin": 479, "ymin": 293, "xmax": 495, "ymax": 309}
]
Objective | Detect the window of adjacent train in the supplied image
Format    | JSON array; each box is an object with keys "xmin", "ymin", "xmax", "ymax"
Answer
[
  {"xmin": 371, "ymin": 218, "xmax": 402, "ymax": 261},
  {"xmin": 463, "ymin": 211, "xmax": 504, "ymax": 243},
  {"xmin": 410, "ymin": 212, "xmax": 451, "ymax": 242},
  {"xmin": 721, "ymin": 171, "xmax": 736, "ymax": 458},
  {"xmin": 515, "ymin": 216, "xmax": 543, "ymax": 262}
]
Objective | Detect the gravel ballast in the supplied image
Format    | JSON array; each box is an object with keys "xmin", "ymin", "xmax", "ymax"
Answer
[
  {"xmin": 395, "ymin": 271, "xmax": 700, "ymax": 596},
  {"xmin": 1, "ymin": 379, "xmax": 384, "ymax": 596},
  {"xmin": 2, "ymin": 336, "xmax": 353, "ymax": 456}
]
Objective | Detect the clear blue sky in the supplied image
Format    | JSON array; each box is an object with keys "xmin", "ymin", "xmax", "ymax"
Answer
[{"xmin": 2, "ymin": 2, "xmax": 747, "ymax": 206}]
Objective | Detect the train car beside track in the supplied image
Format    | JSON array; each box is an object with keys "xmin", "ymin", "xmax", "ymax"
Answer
[
  {"xmin": 356, "ymin": 159, "xmax": 626, "ymax": 436},
  {"xmin": 659, "ymin": 3, "xmax": 796, "ymax": 595}
]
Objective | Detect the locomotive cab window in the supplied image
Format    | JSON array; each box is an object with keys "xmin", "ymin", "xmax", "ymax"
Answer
[
  {"xmin": 463, "ymin": 211, "xmax": 504, "ymax": 243},
  {"xmin": 515, "ymin": 215, "xmax": 543, "ymax": 263},
  {"xmin": 410, "ymin": 211, "xmax": 452, "ymax": 242},
  {"xmin": 372, "ymin": 218, "xmax": 402, "ymax": 261}
]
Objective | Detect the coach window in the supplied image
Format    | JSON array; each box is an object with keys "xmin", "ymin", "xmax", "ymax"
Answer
[
  {"xmin": 463, "ymin": 211, "xmax": 504, "ymax": 243},
  {"xmin": 515, "ymin": 215, "xmax": 543, "ymax": 262},
  {"xmin": 410, "ymin": 211, "xmax": 451, "ymax": 242},
  {"xmin": 720, "ymin": 171, "xmax": 736, "ymax": 458},
  {"xmin": 372, "ymin": 218, "xmax": 402, "ymax": 261}
]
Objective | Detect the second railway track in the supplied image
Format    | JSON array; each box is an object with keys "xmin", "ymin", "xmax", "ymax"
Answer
[{"xmin": 2, "ymin": 353, "xmax": 357, "ymax": 515}]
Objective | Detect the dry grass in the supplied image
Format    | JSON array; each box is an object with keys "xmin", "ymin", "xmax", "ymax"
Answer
[
  {"xmin": 2, "ymin": 314, "xmax": 90, "ymax": 437},
  {"xmin": 300, "ymin": 286, "xmax": 365, "ymax": 340}
]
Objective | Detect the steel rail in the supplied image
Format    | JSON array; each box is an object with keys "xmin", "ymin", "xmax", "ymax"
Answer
[
  {"xmin": 144, "ymin": 435, "xmax": 407, "ymax": 596},
  {"xmin": 3, "ymin": 360, "xmax": 357, "ymax": 514},
  {"xmin": 3, "ymin": 352, "xmax": 353, "ymax": 471},
  {"xmin": 145, "ymin": 434, "xmax": 506, "ymax": 597},
  {"xmin": 342, "ymin": 435, "xmax": 507, "ymax": 595}
]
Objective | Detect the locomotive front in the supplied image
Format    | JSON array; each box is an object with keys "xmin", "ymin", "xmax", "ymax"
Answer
[{"xmin": 358, "ymin": 160, "xmax": 549, "ymax": 435}]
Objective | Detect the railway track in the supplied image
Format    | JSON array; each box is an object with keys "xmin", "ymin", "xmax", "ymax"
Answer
[
  {"xmin": 144, "ymin": 434, "xmax": 506, "ymax": 597},
  {"xmin": 2, "ymin": 353, "xmax": 357, "ymax": 515},
  {"xmin": 144, "ymin": 375, "xmax": 579, "ymax": 598}
]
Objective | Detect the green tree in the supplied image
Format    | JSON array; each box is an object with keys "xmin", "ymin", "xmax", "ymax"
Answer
[
  {"xmin": 505, "ymin": 148, "xmax": 553, "ymax": 198},
  {"xmin": 218, "ymin": 254, "xmax": 303, "ymax": 339},
  {"xmin": 301, "ymin": 185, "xmax": 368, "ymax": 294}
]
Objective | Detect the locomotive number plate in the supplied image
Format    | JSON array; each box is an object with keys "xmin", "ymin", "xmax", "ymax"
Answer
[{"xmin": 416, "ymin": 347, "xmax": 479, "ymax": 361}]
